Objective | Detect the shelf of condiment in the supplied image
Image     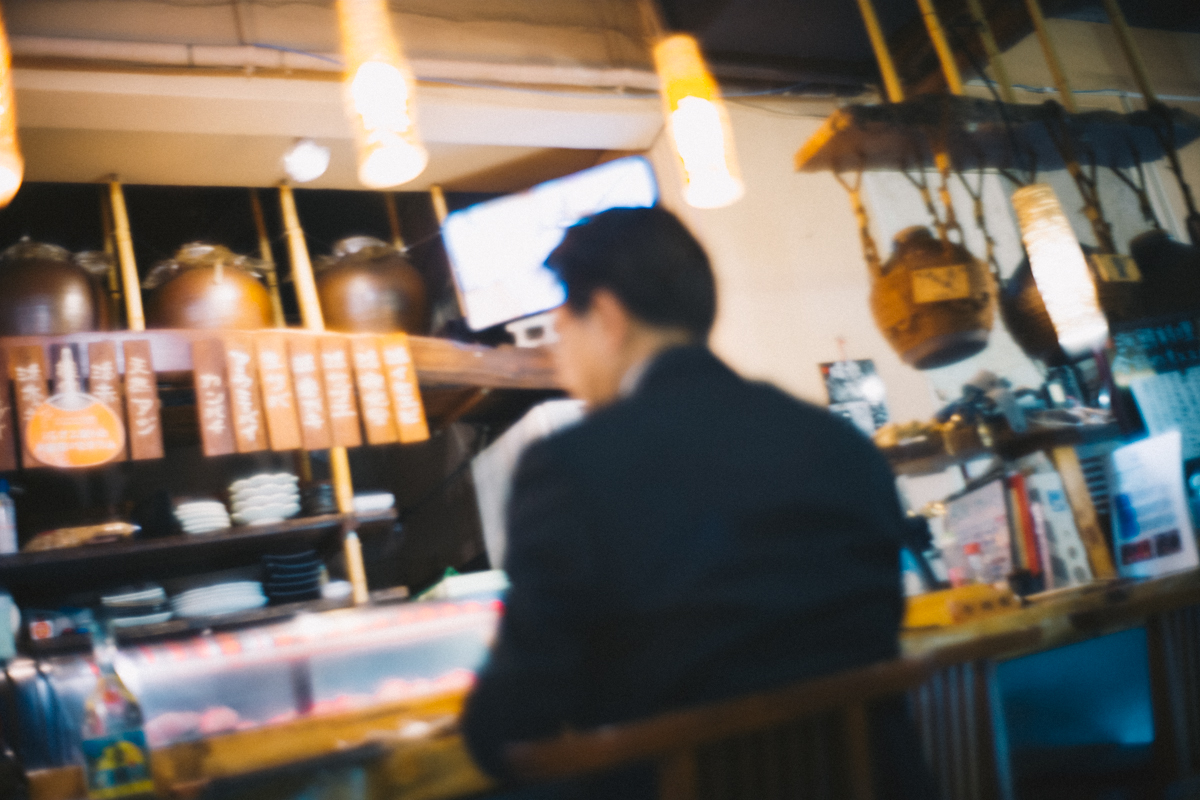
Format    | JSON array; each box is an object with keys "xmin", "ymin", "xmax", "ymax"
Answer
[
  {"xmin": 0, "ymin": 509, "xmax": 397, "ymax": 604},
  {"xmin": 878, "ymin": 420, "xmax": 1122, "ymax": 476},
  {"xmin": 794, "ymin": 95, "xmax": 1200, "ymax": 173}
]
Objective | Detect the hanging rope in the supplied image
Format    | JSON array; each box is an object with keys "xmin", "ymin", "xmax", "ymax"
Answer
[
  {"xmin": 900, "ymin": 146, "xmax": 947, "ymax": 241},
  {"xmin": 1043, "ymin": 109, "xmax": 1116, "ymax": 252},
  {"xmin": 833, "ymin": 159, "xmax": 882, "ymax": 275},
  {"xmin": 1106, "ymin": 141, "xmax": 1160, "ymax": 230},
  {"xmin": 934, "ymin": 148, "xmax": 964, "ymax": 245},
  {"xmin": 956, "ymin": 165, "xmax": 1003, "ymax": 280}
]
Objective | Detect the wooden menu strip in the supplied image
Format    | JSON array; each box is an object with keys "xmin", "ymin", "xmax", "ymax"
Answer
[
  {"xmin": 0, "ymin": 331, "xmax": 561, "ymax": 390},
  {"xmin": 192, "ymin": 340, "xmax": 236, "ymax": 457},
  {"xmin": 380, "ymin": 332, "xmax": 429, "ymax": 444},
  {"xmin": 349, "ymin": 337, "xmax": 398, "ymax": 446},
  {"xmin": 9, "ymin": 345, "xmax": 48, "ymax": 469},
  {"xmin": 1049, "ymin": 445, "xmax": 1117, "ymax": 580},
  {"xmin": 319, "ymin": 337, "xmax": 363, "ymax": 448},
  {"xmin": 288, "ymin": 335, "xmax": 333, "ymax": 451},
  {"xmin": 255, "ymin": 334, "xmax": 302, "ymax": 452},
  {"xmin": 224, "ymin": 334, "xmax": 268, "ymax": 454},
  {"xmin": 0, "ymin": 349, "xmax": 15, "ymax": 471},
  {"xmin": 123, "ymin": 340, "xmax": 164, "ymax": 461},
  {"xmin": 88, "ymin": 341, "xmax": 127, "ymax": 461}
]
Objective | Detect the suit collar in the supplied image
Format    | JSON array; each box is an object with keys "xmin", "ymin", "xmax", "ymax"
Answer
[{"xmin": 634, "ymin": 345, "xmax": 733, "ymax": 396}]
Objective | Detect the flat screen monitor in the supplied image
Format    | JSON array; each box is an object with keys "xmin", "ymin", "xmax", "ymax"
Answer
[{"xmin": 441, "ymin": 155, "xmax": 658, "ymax": 332}]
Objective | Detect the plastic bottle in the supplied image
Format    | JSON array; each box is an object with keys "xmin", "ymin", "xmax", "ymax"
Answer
[
  {"xmin": 0, "ymin": 480, "xmax": 16, "ymax": 555},
  {"xmin": 80, "ymin": 627, "xmax": 154, "ymax": 799}
]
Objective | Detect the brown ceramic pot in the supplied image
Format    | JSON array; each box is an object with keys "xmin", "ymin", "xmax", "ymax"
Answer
[
  {"xmin": 317, "ymin": 237, "xmax": 429, "ymax": 334},
  {"xmin": 145, "ymin": 243, "xmax": 272, "ymax": 330},
  {"xmin": 0, "ymin": 240, "xmax": 108, "ymax": 336},
  {"xmin": 870, "ymin": 227, "xmax": 996, "ymax": 370}
]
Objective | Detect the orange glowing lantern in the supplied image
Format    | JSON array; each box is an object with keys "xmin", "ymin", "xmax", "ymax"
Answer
[
  {"xmin": 335, "ymin": 0, "xmax": 428, "ymax": 189},
  {"xmin": 653, "ymin": 34, "xmax": 744, "ymax": 209}
]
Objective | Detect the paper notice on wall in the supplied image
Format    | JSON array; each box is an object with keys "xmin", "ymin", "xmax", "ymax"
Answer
[
  {"xmin": 1108, "ymin": 431, "xmax": 1199, "ymax": 579},
  {"xmin": 1130, "ymin": 368, "xmax": 1200, "ymax": 461}
]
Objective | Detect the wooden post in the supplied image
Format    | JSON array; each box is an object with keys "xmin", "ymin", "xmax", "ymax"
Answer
[
  {"xmin": 1021, "ymin": 0, "xmax": 1078, "ymax": 112},
  {"xmin": 278, "ymin": 183, "xmax": 368, "ymax": 605},
  {"xmin": 915, "ymin": 0, "xmax": 964, "ymax": 95},
  {"xmin": 962, "ymin": 0, "xmax": 1016, "ymax": 103},
  {"xmin": 854, "ymin": 0, "xmax": 906, "ymax": 102},
  {"xmin": 249, "ymin": 188, "xmax": 287, "ymax": 328},
  {"xmin": 108, "ymin": 179, "xmax": 145, "ymax": 331}
]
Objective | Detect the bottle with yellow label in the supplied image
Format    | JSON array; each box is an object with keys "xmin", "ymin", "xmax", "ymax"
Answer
[{"xmin": 80, "ymin": 626, "xmax": 154, "ymax": 799}]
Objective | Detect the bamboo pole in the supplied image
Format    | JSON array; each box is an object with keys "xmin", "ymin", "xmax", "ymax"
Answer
[
  {"xmin": 278, "ymin": 183, "xmax": 368, "ymax": 605},
  {"xmin": 915, "ymin": 0, "xmax": 964, "ymax": 95},
  {"xmin": 854, "ymin": 0, "xmax": 905, "ymax": 102},
  {"xmin": 98, "ymin": 186, "xmax": 123, "ymax": 326},
  {"xmin": 428, "ymin": 184, "xmax": 449, "ymax": 225},
  {"xmin": 383, "ymin": 192, "xmax": 406, "ymax": 251},
  {"xmin": 1099, "ymin": 0, "xmax": 1157, "ymax": 106},
  {"xmin": 249, "ymin": 188, "xmax": 286, "ymax": 328},
  {"xmin": 107, "ymin": 179, "xmax": 145, "ymax": 331},
  {"xmin": 278, "ymin": 185, "xmax": 325, "ymax": 332},
  {"xmin": 962, "ymin": 0, "xmax": 1016, "ymax": 103},
  {"xmin": 1021, "ymin": 0, "xmax": 1077, "ymax": 112}
]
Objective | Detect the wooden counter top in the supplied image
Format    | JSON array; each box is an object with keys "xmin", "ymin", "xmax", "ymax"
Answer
[{"xmin": 903, "ymin": 568, "xmax": 1200, "ymax": 662}]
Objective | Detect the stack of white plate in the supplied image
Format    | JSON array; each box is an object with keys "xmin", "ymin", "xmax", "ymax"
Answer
[
  {"xmin": 101, "ymin": 584, "xmax": 172, "ymax": 628},
  {"xmin": 170, "ymin": 582, "xmax": 267, "ymax": 619},
  {"xmin": 229, "ymin": 474, "xmax": 301, "ymax": 526},
  {"xmin": 174, "ymin": 500, "xmax": 232, "ymax": 535}
]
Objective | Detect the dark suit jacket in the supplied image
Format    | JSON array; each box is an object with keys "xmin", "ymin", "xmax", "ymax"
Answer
[{"xmin": 462, "ymin": 346, "xmax": 932, "ymax": 798}]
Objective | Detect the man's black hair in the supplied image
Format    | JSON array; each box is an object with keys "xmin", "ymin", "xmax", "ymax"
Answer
[{"xmin": 545, "ymin": 206, "xmax": 716, "ymax": 338}]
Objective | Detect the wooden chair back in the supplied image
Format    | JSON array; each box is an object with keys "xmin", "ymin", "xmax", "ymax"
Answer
[{"xmin": 505, "ymin": 632, "xmax": 1040, "ymax": 800}]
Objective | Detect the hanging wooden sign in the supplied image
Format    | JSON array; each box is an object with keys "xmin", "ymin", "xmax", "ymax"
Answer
[
  {"xmin": 223, "ymin": 335, "xmax": 267, "ymax": 453},
  {"xmin": 380, "ymin": 332, "xmax": 429, "ymax": 443},
  {"xmin": 25, "ymin": 393, "xmax": 125, "ymax": 469},
  {"xmin": 319, "ymin": 337, "xmax": 363, "ymax": 448},
  {"xmin": 123, "ymin": 340, "xmax": 164, "ymax": 460},
  {"xmin": 0, "ymin": 349, "xmax": 17, "ymax": 472},
  {"xmin": 288, "ymin": 336, "xmax": 333, "ymax": 451},
  {"xmin": 88, "ymin": 341, "xmax": 127, "ymax": 461},
  {"xmin": 23, "ymin": 344, "xmax": 124, "ymax": 468},
  {"xmin": 10, "ymin": 345, "xmax": 49, "ymax": 468},
  {"xmin": 192, "ymin": 339, "xmax": 236, "ymax": 457},
  {"xmin": 255, "ymin": 334, "xmax": 302, "ymax": 452},
  {"xmin": 350, "ymin": 337, "xmax": 398, "ymax": 445}
]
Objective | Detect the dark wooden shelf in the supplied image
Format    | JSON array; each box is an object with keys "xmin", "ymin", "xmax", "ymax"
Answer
[
  {"xmin": 881, "ymin": 422, "xmax": 1122, "ymax": 477},
  {"xmin": 795, "ymin": 95, "xmax": 1200, "ymax": 173},
  {"xmin": 0, "ymin": 509, "xmax": 397, "ymax": 604}
]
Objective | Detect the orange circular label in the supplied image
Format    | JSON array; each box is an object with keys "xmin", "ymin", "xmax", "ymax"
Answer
[{"xmin": 25, "ymin": 393, "xmax": 124, "ymax": 468}]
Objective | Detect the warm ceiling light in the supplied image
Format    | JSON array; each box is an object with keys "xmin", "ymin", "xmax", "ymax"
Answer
[
  {"xmin": 653, "ymin": 34, "xmax": 744, "ymax": 209},
  {"xmin": 282, "ymin": 138, "xmax": 331, "ymax": 183},
  {"xmin": 335, "ymin": 0, "xmax": 428, "ymax": 189},
  {"xmin": 0, "ymin": 5, "xmax": 23, "ymax": 207},
  {"xmin": 1012, "ymin": 184, "xmax": 1109, "ymax": 358}
]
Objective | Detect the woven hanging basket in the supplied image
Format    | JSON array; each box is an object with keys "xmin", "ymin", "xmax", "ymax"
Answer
[{"xmin": 870, "ymin": 226, "xmax": 996, "ymax": 370}]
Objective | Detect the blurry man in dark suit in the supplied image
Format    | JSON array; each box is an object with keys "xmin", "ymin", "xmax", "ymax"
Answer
[{"xmin": 462, "ymin": 206, "xmax": 933, "ymax": 798}]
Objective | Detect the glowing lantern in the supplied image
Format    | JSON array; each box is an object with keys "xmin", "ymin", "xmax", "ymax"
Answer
[
  {"xmin": 653, "ymin": 35, "xmax": 744, "ymax": 209},
  {"xmin": 1011, "ymin": 184, "xmax": 1109, "ymax": 358},
  {"xmin": 335, "ymin": 0, "xmax": 428, "ymax": 189},
  {"xmin": 0, "ymin": 5, "xmax": 23, "ymax": 206}
]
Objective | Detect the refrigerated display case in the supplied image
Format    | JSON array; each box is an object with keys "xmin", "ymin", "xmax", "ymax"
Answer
[{"xmin": 2, "ymin": 598, "xmax": 500, "ymax": 772}]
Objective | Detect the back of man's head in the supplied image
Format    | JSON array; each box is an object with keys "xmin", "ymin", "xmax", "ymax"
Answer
[{"xmin": 546, "ymin": 206, "xmax": 716, "ymax": 339}]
